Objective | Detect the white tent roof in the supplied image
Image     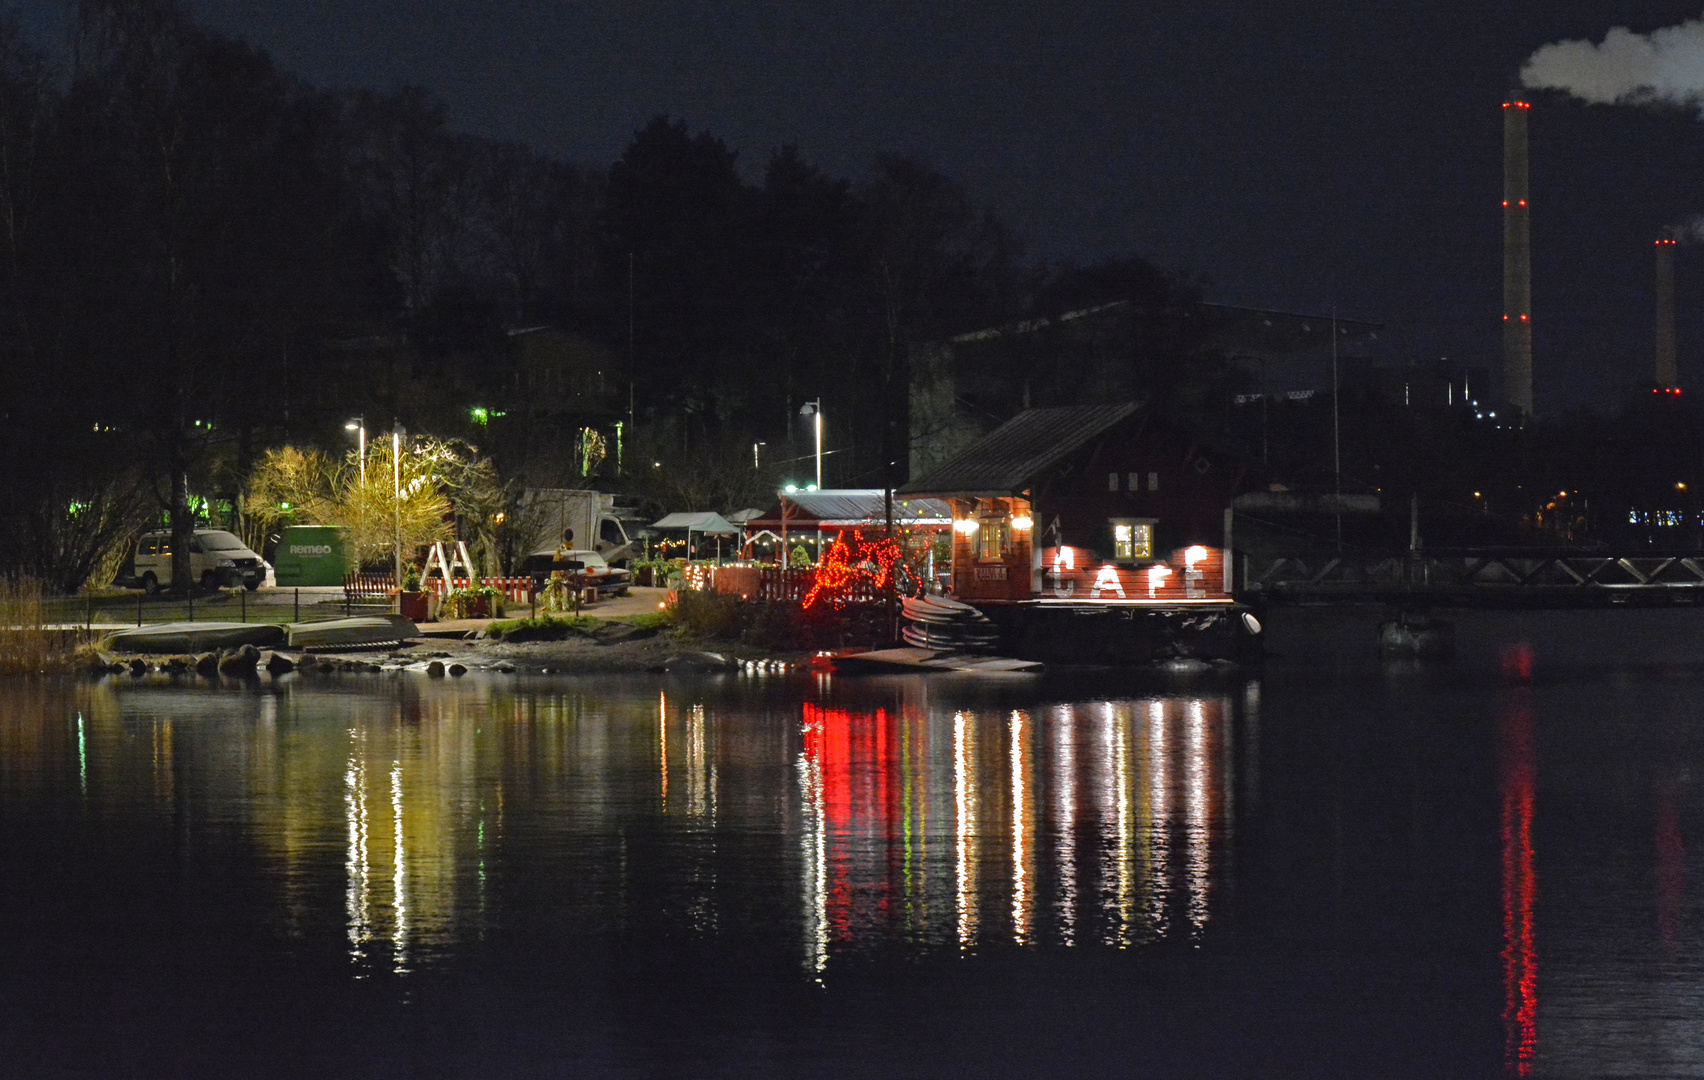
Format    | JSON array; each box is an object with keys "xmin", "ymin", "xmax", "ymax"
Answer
[{"xmin": 650, "ymin": 511, "xmax": 740, "ymax": 534}]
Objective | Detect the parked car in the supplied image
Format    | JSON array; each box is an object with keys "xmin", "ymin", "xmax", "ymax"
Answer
[
  {"xmin": 520, "ymin": 547, "xmax": 632, "ymax": 598},
  {"xmin": 118, "ymin": 529, "xmax": 269, "ymax": 593}
]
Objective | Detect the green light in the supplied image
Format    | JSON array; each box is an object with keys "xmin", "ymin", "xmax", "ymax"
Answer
[
  {"xmin": 470, "ymin": 407, "xmax": 489, "ymax": 426},
  {"xmin": 76, "ymin": 713, "xmax": 86, "ymax": 795},
  {"xmin": 278, "ymin": 501, "xmax": 291, "ymax": 510},
  {"xmin": 784, "ymin": 484, "xmax": 798, "ymax": 494}
]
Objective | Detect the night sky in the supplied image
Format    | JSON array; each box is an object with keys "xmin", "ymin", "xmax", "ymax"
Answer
[{"xmin": 11, "ymin": 0, "xmax": 1704, "ymax": 413}]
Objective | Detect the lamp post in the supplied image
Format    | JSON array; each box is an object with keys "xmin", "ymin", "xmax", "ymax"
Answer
[
  {"xmin": 799, "ymin": 400, "xmax": 822, "ymax": 489},
  {"xmin": 392, "ymin": 427, "xmax": 403, "ymax": 605},
  {"xmin": 346, "ymin": 418, "xmax": 365, "ymax": 565},
  {"xmin": 344, "ymin": 418, "xmax": 366, "ymax": 487},
  {"xmin": 753, "ymin": 441, "xmax": 766, "ymax": 471}
]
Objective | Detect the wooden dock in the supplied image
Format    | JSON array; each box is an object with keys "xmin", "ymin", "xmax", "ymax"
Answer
[{"xmin": 829, "ymin": 647, "xmax": 1042, "ymax": 674}]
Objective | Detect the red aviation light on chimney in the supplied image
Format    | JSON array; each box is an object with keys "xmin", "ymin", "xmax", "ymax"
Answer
[{"xmin": 1520, "ymin": 314, "xmax": 1528, "ymax": 321}]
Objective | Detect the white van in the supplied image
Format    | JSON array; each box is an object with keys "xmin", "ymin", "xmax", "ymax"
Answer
[{"xmin": 129, "ymin": 529, "xmax": 268, "ymax": 593}]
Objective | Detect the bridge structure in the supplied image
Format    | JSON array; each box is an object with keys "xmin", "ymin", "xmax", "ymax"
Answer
[{"xmin": 1237, "ymin": 548, "xmax": 1704, "ymax": 607}]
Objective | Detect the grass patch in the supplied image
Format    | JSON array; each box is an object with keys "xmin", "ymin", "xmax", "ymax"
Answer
[
  {"xmin": 612, "ymin": 610, "xmax": 672, "ymax": 632},
  {"xmin": 486, "ymin": 615, "xmax": 599, "ymax": 642}
]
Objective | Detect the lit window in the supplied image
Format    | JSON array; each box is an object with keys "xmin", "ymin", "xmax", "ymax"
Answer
[
  {"xmin": 1128, "ymin": 472, "xmax": 1140, "ymax": 491},
  {"xmin": 979, "ymin": 519, "xmax": 1008, "ymax": 560},
  {"xmin": 1107, "ymin": 472, "xmax": 1119, "ymax": 492},
  {"xmin": 1147, "ymin": 472, "xmax": 1159, "ymax": 492},
  {"xmin": 1111, "ymin": 519, "xmax": 1154, "ymax": 561}
]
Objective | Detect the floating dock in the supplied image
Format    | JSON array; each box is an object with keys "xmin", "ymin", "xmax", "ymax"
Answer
[{"xmin": 829, "ymin": 647, "xmax": 1042, "ymax": 674}]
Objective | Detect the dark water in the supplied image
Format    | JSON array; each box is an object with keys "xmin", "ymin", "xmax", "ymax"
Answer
[{"xmin": 2, "ymin": 608, "xmax": 1701, "ymax": 1077}]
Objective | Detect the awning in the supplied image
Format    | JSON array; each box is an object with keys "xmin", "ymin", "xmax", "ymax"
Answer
[{"xmin": 650, "ymin": 511, "xmax": 741, "ymax": 535}]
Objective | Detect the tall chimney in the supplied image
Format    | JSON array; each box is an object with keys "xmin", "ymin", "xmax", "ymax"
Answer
[
  {"xmin": 1656, "ymin": 237, "xmax": 1678, "ymax": 388},
  {"xmin": 1503, "ymin": 99, "xmax": 1533, "ymax": 415}
]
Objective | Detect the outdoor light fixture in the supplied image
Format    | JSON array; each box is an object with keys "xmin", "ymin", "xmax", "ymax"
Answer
[
  {"xmin": 799, "ymin": 399, "xmax": 823, "ymax": 488},
  {"xmin": 345, "ymin": 418, "xmax": 367, "ymax": 486},
  {"xmin": 785, "ymin": 483, "xmax": 799, "ymax": 494},
  {"xmin": 1184, "ymin": 545, "xmax": 1208, "ymax": 567},
  {"xmin": 1147, "ymin": 563, "xmax": 1171, "ymax": 598},
  {"xmin": 954, "ymin": 519, "xmax": 980, "ymax": 535},
  {"xmin": 1011, "ymin": 514, "xmax": 1033, "ymax": 531}
]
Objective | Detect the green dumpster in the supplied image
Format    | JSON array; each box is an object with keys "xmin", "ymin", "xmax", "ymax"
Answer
[{"xmin": 273, "ymin": 525, "xmax": 347, "ymax": 586}]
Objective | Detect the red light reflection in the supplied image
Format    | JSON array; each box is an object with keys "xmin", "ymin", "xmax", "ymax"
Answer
[{"xmin": 1500, "ymin": 698, "xmax": 1537, "ymax": 1076}]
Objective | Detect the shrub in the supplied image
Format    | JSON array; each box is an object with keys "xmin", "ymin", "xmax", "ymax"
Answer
[
  {"xmin": 440, "ymin": 584, "xmax": 502, "ymax": 619},
  {"xmin": 0, "ymin": 577, "xmax": 78, "ymax": 675}
]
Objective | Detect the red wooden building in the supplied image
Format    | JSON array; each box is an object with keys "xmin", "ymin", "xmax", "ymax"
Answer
[{"xmin": 898, "ymin": 402, "xmax": 1261, "ymax": 662}]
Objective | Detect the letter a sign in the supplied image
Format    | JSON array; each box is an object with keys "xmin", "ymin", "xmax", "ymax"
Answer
[{"xmin": 1090, "ymin": 564, "xmax": 1125, "ymax": 599}]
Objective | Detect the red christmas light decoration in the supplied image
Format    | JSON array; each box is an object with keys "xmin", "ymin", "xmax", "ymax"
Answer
[{"xmin": 801, "ymin": 530, "xmax": 904, "ymax": 610}]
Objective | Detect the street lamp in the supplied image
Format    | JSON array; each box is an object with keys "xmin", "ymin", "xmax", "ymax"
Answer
[
  {"xmin": 799, "ymin": 400, "xmax": 822, "ymax": 489},
  {"xmin": 346, "ymin": 418, "xmax": 365, "ymax": 564},
  {"xmin": 344, "ymin": 418, "xmax": 365, "ymax": 486},
  {"xmin": 753, "ymin": 441, "xmax": 766, "ymax": 471},
  {"xmin": 392, "ymin": 427, "xmax": 403, "ymax": 604}
]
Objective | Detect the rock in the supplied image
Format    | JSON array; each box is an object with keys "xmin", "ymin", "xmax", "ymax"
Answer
[
  {"xmin": 426, "ymin": 660, "xmax": 445, "ymax": 677},
  {"xmin": 164, "ymin": 656, "xmax": 190, "ymax": 674},
  {"xmin": 128, "ymin": 657, "xmax": 148, "ymax": 676},
  {"xmin": 265, "ymin": 652, "xmax": 296, "ymax": 675},
  {"xmin": 492, "ymin": 660, "xmax": 516, "ymax": 673},
  {"xmin": 219, "ymin": 643, "xmax": 261, "ymax": 675},
  {"xmin": 195, "ymin": 653, "xmax": 219, "ymax": 677},
  {"xmin": 447, "ymin": 663, "xmax": 467, "ymax": 677}
]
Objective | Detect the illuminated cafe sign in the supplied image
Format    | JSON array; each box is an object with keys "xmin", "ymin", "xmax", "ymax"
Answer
[{"xmin": 1041, "ymin": 545, "xmax": 1220, "ymax": 600}]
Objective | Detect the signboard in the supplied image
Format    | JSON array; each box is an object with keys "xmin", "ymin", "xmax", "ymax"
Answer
[
  {"xmin": 273, "ymin": 525, "xmax": 347, "ymax": 586},
  {"xmin": 1039, "ymin": 545, "xmax": 1227, "ymax": 601}
]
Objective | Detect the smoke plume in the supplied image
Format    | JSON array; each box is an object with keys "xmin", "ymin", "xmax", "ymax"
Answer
[{"xmin": 1522, "ymin": 15, "xmax": 1704, "ymax": 113}]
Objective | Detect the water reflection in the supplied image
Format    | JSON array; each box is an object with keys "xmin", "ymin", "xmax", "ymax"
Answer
[
  {"xmin": 797, "ymin": 693, "xmax": 1233, "ymax": 959},
  {"xmin": 1500, "ymin": 696, "xmax": 1537, "ymax": 1077},
  {"xmin": 8, "ymin": 679, "xmax": 1236, "ymax": 978}
]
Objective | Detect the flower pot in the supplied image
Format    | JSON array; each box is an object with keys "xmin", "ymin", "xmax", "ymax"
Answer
[{"xmin": 398, "ymin": 590, "xmax": 431, "ymax": 622}]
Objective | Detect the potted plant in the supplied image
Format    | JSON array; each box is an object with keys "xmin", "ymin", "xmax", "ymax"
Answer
[
  {"xmin": 397, "ymin": 564, "xmax": 431, "ymax": 622},
  {"xmin": 442, "ymin": 583, "xmax": 503, "ymax": 619}
]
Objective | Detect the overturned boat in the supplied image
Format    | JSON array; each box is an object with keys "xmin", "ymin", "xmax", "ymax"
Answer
[
  {"xmin": 104, "ymin": 621, "xmax": 285, "ymax": 654},
  {"xmin": 286, "ymin": 615, "xmax": 419, "ymax": 650}
]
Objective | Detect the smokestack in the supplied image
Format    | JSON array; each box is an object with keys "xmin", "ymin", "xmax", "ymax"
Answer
[
  {"xmin": 1503, "ymin": 99, "xmax": 1533, "ymax": 415},
  {"xmin": 1656, "ymin": 237, "xmax": 1678, "ymax": 387}
]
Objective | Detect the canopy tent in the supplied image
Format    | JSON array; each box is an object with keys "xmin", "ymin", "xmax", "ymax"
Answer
[
  {"xmin": 649, "ymin": 511, "xmax": 741, "ymax": 562},
  {"xmin": 742, "ymin": 489, "xmax": 951, "ymax": 535},
  {"xmin": 650, "ymin": 511, "xmax": 740, "ymax": 534}
]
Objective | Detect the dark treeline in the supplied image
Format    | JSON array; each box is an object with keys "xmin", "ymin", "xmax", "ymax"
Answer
[{"xmin": 1, "ymin": 0, "xmax": 1216, "ymax": 590}]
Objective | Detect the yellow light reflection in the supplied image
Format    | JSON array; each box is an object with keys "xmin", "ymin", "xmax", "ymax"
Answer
[
  {"xmin": 344, "ymin": 737, "xmax": 371, "ymax": 962},
  {"xmin": 1185, "ymin": 699, "xmax": 1210, "ymax": 939},
  {"xmin": 391, "ymin": 759, "xmax": 408, "ymax": 973},
  {"xmin": 1106, "ymin": 703, "xmax": 1135, "ymax": 946},
  {"xmin": 1052, "ymin": 705, "xmax": 1077, "ymax": 946},
  {"xmin": 955, "ymin": 711, "xmax": 978, "ymax": 948},
  {"xmin": 658, "ymin": 691, "xmax": 669, "ymax": 807},
  {"xmin": 1011, "ymin": 710, "xmax": 1033, "ymax": 945},
  {"xmin": 798, "ymin": 718, "xmax": 827, "ymax": 977},
  {"xmin": 1144, "ymin": 699, "xmax": 1169, "ymax": 942}
]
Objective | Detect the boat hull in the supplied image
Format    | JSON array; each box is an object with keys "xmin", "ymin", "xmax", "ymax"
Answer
[{"xmin": 103, "ymin": 622, "xmax": 286, "ymax": 654}]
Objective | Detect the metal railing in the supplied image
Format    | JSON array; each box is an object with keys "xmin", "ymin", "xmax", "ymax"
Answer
[
  {"xmin": 1240, "ymin": 548, "xmax": 1704, "ymax": 605},
  {"xmin": 43, "ymin": 588, "xmax": 393, "ymax": 630}
]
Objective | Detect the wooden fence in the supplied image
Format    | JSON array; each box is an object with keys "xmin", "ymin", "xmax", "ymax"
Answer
[
  {"xmin": 695, "ymin": 565, "xmax": 880, "ymax": 605},
  {"xmin": 343, "ymin": 574, "xmax": 538, "ymax": 602}
]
